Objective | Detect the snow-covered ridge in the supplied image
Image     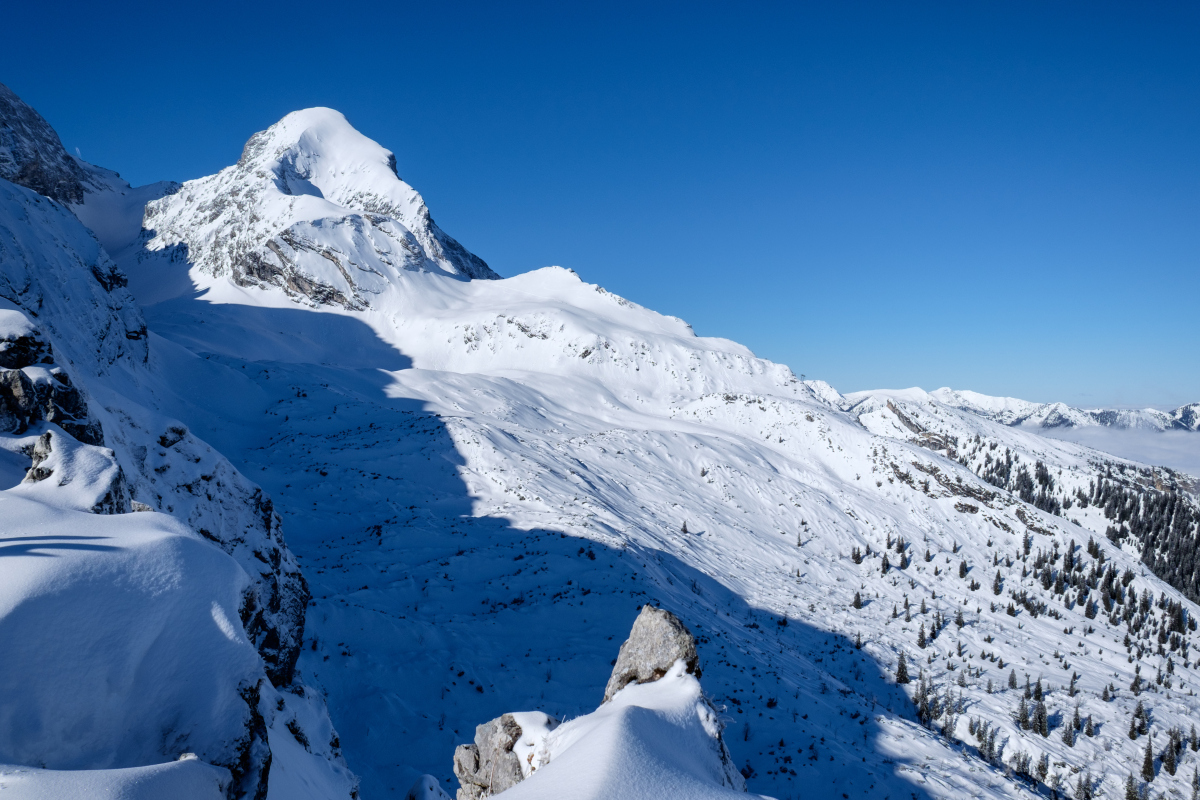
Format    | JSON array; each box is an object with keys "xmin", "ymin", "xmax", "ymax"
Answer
[{"xmin": 141, "ymin": 107, "xmax": 496, "ymax": 311}]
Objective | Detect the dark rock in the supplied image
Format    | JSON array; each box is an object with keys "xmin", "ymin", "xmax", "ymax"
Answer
[
  {"xmin": 0, "ymin": 82, "xmax": 89, "ymax": 204},
  {"xmin": 603, "ymin": 605, "xmax": 700, "ymax": 703}
]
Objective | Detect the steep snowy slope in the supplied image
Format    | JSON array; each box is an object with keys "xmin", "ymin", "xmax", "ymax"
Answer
[
  {"xmin": 93, "ymin": 106, "xmax": 1200, "ymax": 800},
  {"xmin": 0, "ymin": 83, "xmax": 357, "ymax": 800}
]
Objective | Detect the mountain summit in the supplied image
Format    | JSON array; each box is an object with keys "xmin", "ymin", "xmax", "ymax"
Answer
[{"xmin": 142, "ymin": 107, "xmax": 497, "ymax": 309}]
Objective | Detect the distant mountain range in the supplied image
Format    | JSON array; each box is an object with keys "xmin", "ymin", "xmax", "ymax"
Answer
[{"xmin": 839, "ymin": 387, "xmax": 1199, "ymax": 432}]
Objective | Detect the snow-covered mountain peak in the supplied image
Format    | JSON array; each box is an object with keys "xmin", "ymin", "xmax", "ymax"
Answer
[
  {"xmin": 139, "ymin": 107, "xmax": 496, "ymax": 311},
  {"xmin": 237, "ymin": 107, "xmax": 422, "ymax": 219}
]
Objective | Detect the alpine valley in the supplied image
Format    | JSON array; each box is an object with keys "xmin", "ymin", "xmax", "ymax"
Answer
[{"xmin": 2, "ymin": 83, "xmax": 1200, "ymax": 800}]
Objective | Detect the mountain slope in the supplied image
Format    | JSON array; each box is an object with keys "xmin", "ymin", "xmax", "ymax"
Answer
[
  {"xmin": 0, "ymin": 84, "xmax": 356, "ymax": 800},
  {"xmin": 101, "ymin": 107, "xmax": 1200, "ymax": 800}
]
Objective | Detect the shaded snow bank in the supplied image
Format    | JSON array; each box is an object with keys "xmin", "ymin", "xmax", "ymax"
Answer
[{"xmin": 0, "ymin": 757, "xmax": 230, "ymax": 800}]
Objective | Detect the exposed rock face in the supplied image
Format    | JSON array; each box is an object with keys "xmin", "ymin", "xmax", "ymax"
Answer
[
  {"xmin": 0, "ymin": 302, "xmax": 104, "ymax": 445},
  {"xmin": 0, "ymin": 83, "xmax": 89, "ymax": 204},
  {"xmin": 452, "ymin": 714, "xmax": 527, "ymax": 800},
  {"xmin": 603, "ymin": 604, "xmax": 700, "ymax": 703}
]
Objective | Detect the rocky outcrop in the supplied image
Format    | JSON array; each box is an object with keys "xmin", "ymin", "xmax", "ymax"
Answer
[
  {"xmin": 453, "ymin": 605, "xmax": 712, "ymax": 799},
  {"xmin": 452, "ymin": 714, "xmax": 527, "ymax": 800},
  {"xmin": 0, "ymin": 83, "xmax": 89, "ymax": 204},
  {"xmin": 602, "ymin": 604, "xmax": 700, "ymax": 702}
]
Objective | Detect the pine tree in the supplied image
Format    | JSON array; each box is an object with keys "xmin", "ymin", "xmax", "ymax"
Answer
[
  {"xmin": 1102, "ymin": 685, "xmax": 1110, "ymax": 701},
  {"xmin": 1192, "ymin": 766, "xmax": 1200, "ymax": 800},
  {"xmin": 1165, "ymin": 736, "xmax": 1178, "ymax": 776},
  {"xmin": 896, "ymin": 652, "xmax": 910, "ymax": 684},
  {"xmin": 955, "ymin": 609, "xmax": 964, "ymax": 627},
  {"xmin": 854, "ymin": 632, "xmax": 862, "ymax": 649},
  {"xmin": 919, "ymin": 597, "xmax": 926, "ymax": 614},
  {"xmin": 1008, "ymin": 669, "xmax": 1018, "ymax": 690},
  {"xmin": 1017, "ymin": 697, "xmax": 1029, "ymax": 729},
  {"xmin": 1035, "ymin": 701, "xmax": 1049, "ymax": 737},
  {"xmin": 959, "ymin": 560, "xmax": 968, "ymax": 579},
  {"xmin": 1062, "ymin": 722, "xmax": 1075, "ymax": 746},
  {"xmin": 993, "ymin": 570, "xmax": 1003, "ymax": 595},
  {"xmin": 1075, "ymin": 771, "xmax": 1092, "ymax": 800},
  {"xmin": 1034, "ymin": 678, "xmax": 1043, "ymax": 701},
  {"xmin": 1072, "ymin": 705, "xmax": 1082, "ymax": 731},
  {"xmin": 1024, "ymin": 676, "xmax": 1032, "ymax": 700},
  {"xmin": 1143, "ymin": 737, "xmax": 1156, "ymax": 782},
  {"xmin": 852, "ymin": 592, "xmax": 862, "ymax": 609},
  {"xmin": 917, "ymin": 623, "xmax": 926, "ymax": 649},
  {"xmin": 1085, "ymin": 716, "xmax": 1095, "ymax": 737},
  {"xmin": 882, "ymin": 554, "xmax": 890, "ymax": 575},
  {"xmin": 1124, "ymin": 774, "xmax": 1137, "ymax": 800}
]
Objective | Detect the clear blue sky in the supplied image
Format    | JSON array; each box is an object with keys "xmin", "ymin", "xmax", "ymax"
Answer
[{"xmin": 3, "ymin": 2, "xmax": 1197, "ymax": 407}]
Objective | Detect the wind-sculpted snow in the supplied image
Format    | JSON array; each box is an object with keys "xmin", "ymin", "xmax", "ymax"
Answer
[
  {"xmin": 141, "ymin": 107, "xmax": 496, "ymax": 311},
  {"xmin": 0, "ymin": 494, "xmax": 264, "ymax": 792}
]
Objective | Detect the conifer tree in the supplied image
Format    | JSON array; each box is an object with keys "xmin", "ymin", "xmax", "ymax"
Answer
[
  {"xmin": 959, "ymin": 560, "xmax": 968, "ymax": 579},
  {"xmin": 852, "ymin": 592, "xmax": 862, "ymax": 610},
  {"xmin": 993, "ymin": 570, "xmax": 1003, "ymax": 595},
  {"xmin": 1165, "ymin": 736, "xmax": 1177, "ymax": 776},
  {"xmin": 1085, "ymin": 716, "xmax": 1095, "ymax": 737},
  {"xmin": 896, "ymin": 652, "xmax": 910, "ymax": 684},
  {"xmin": 1143, "ymin": 737, "xmax": 1156, "ymax": 782},
  {"xmin": 917, "ymin": 623, "xmax": 926, "ymax": 649},
  {"xmin": 1035, "ymin": 701, "xmax": 1049, "ymax": 737},
  {"xmin": 1008, "ymin": 669, "xmax": 1018, "ymax": 690},
  {"xmin": 1123, "ymin": 774, "xmax": 1137, "ymax": 800},
  {"xmin": 1062, "ymin": 722, "xmax": 1075, "ymax": 747}
]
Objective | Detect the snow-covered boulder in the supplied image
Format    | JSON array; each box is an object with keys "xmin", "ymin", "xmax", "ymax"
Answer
[{"xmin": 603, "ymin": 605, "xmax": 700, "ymax": 703}]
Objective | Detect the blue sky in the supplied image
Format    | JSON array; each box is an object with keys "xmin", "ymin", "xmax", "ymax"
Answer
[{"xmin": 3, "ymin": 2, "xmax": 1197, "ymax": 406}]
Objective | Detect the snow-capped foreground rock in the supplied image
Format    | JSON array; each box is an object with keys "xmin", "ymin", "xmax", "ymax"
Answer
[{"xmin": 454, "ymin": 606, "xmax": 746, "ymax": 800}]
